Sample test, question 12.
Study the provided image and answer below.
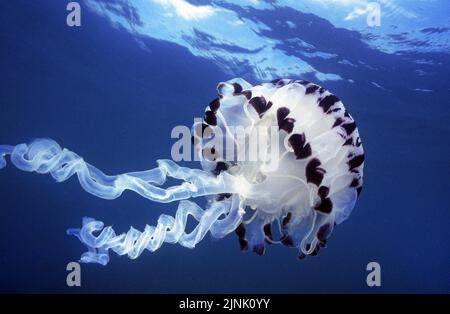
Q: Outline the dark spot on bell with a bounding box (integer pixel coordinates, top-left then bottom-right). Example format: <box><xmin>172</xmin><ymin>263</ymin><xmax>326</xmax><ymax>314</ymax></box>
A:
<box><xmin>204</xmin><ymin>110</ymin><xmax>217</xmax><ymax>126</ymax></box>
<box><xmin>212</xmin><ymin>161</ymin><xmax>228</xmax><ymax>176</ymax></box>
<box><xmin>272</xmin><ymin>79</ymin><xmax>286</xmax><ymax>87</ymax></box>
<box><xmin>357</xmin><ymin>187</ymin><xmax>363</xmax><ymax>196</ymax></box>
<box><xmin>343</xmin><ymin>137</ymin><xmax>353</xmax><ymax>146</ymax></box>
<box><xmin>315</xmin><ymin>197</ymin><xmax>333</xmax><ymax>214</ymax></box>
<box><xmin>350</xmin><ymin>178</ymin><xmax>359</xmax><ymax>188</ymax></box>
<box><xmin>296</xmin><ymin>80</ymin><xmax>310</xmax><ymax>86</ymax></box>
<box><xmin>318</xmin><ymin>94</ymin><xmax>340</xmax><ymax>113</ymax></box>
<box><xmin>342</xmin><ymin>122</ymin><xmax>357</xmax><ymax>136</ymax></box>
<box><xmin>263</xmin><ymin>224</ymin><xmax>273</xmax><ymax>242</ymax></box>
<box><xmin>306</xmin><ymin>158</ymin><xmax>326</xmax><ymax>186</ymax></box>
<box><xmin>282</xmin><ymin>212</ymin><xmax>292</xmax><ymax>228</ymax></box>
<box><xmin>277</xmin><ymin>107</ymin><xmax>289</xmax><ymax>121</ymax></box>
<box><xmin>277</xmin><ymin>107</ymin><xmax>296</xmax><ymax>133</ymax></box>
<box><xmin>317</xmin><ymin>223</ymin><xmax>331</xmax><ymax>241</ymax></box>
<box><xmin>249</xmin><ymin>96</ymin><xmax>272</xmax><ymax>117</ymax></box>
<box><xmin>235</xmin><ymin>223</ymin><xmax>246</xmax><ymax>238</ymax></box>
<box><xmin>318</xmin><ymin>186</ymin><xmax>329</xmax><ymax>199</ymax></box>
<box><xmin>289</xmin><ymin>133</ymin><xmax>305</xmax><ymax>149</ymax></box>
<box><xmin>348</xmin><ymin>154</ymin><xmax>365</xmax><ymax>170</ymax></box>
<box><xmin>253</xmin><ymin>243</ymin><xmax>265</xmax><ymax>256</ymax></box>
<box><xmin>289</xmin><ymin>133</ymin><xmax>312</xmax><ymax>159</ymax></box>
<box><xmin>242</xmin><ymin>90</ymin><xmax>252</xmax><ymax>100</ymax></box>
<box><xmin>216</xmin><ymin>193</ymin><xmax>232</xmax><ymax>201</ymax></box>
<box><xmin>281</xmin><ymin>118</ymin><xmax>295</xmax><ymax>133</ymax></box>
<box><xmin>209</xmin><ymin>98</ymin><xmax>220</xmax><ymax>112</ymax></box>
<box><xmin>239</xmin><ymin>238</ymin><xmax>248</xmax><ymax>251</ymax></box>
<box><xmin>284</xmin><ymin>118</ymin><xmax>295</xmax><ymax>133</ymax></box>
<box><xmin>356</xmin><ymin>137</ymin><xmax>362</xmax><ymax>147</ymax></box>
<box><xmin>299</xmin><ymin>143</ymin><xmax>311</xmax><ymax>159</ymax></box>
<box><xmin>330</xmin><ymin>107</ymin><xmax>342</xmax><ymax>113</ymax></box>
<box><xmin>332</xmin><ymin>117</ymin><xmax>344</xmax><ymax>128</ymax></box>
<box><xmin>271</xmin><ymin>78</ymin><xmax>282</xmax><ymax>85</ymax></box>
<box><xmin>232</xmin><ymin>83</ymin><xmax>243</xmax><ymax>94</ymax></box>
<box><xmin>217</xmin><ymin>83</ymin><xmax>226</xmax><ymax>96</ymax></box>
<box><xmin>280</xmin><ymin>235</ymin><xmax>294</xmax><ymax>247</ymax></box>
<box><xmin>305</xmin><ymin>85</ymin><xmax>319</xmax><ymax>94</ymax></box>
<box><xmin>319</xmin><ymin>87</ymin><xmax>326</xmax><ymax>93</ymax></box>
<box><xmin>202</xmin><ymin>147</ymin><xmax>216</xmax><ymax>161</ymax></box>
<box><xmin>310</xmin><ymin>246</ymin><xmax>319</xmax><ymax>256</ymax></box>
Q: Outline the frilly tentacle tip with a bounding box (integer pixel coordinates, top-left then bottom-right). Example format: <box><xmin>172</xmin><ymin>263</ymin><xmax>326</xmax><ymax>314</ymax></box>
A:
<box><xmin>66</xmin><ymin>227</ymin><xmax>81</xmax><ymax>239</ymax></box>
<box><xmin>80</xmin><ymin>252</ymin><xmax>110</xmax><ymax>266</ymax></box>
<box><xmin>81</xmin><ymin>216</ymin><xmax>96</xmax><ymax>224</ymax></box>
<box><xmin>0</xmin><ymin>145</ymin><xmax>14</xmax><ymax>169</ymax></box>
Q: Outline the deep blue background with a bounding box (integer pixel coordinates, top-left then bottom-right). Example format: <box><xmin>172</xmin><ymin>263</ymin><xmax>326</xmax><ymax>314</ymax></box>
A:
<box><xmin>0</xmin><ymin>1</ymin><xmax>449</xmax><ymax>293</ymax></box>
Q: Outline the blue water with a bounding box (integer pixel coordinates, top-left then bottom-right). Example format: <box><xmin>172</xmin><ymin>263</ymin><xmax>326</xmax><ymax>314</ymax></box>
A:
<box><xmin>0</xmin><ymin>1</ymin><xmax>449</xmax><ymax>293</ymax></box>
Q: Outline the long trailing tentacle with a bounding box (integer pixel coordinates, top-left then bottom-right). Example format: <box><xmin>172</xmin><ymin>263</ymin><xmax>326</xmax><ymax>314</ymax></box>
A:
<box><xmin>67</xmin><ymin>195</ymin><xmax>245</xmax><ymax>265</ymax></box>
<box><xmin>0</xmin><ymin>138</ymin><xmax>244</xmax><ymax>202</ymax></box>
<box><xmin>1</xmin><ymin>139</ymin><xmax>249</xmax><ymax>264</ymax></box>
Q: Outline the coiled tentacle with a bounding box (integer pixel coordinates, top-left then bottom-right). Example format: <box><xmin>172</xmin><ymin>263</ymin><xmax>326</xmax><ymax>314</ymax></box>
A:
<box><xmin>0</xmin><ymin>139</ymin><xmax>242</xmax><ymax>202</ymax></box>
<box><xmin>67</xmin><ymin>195</ymin><xmax>244</xmax><ymax>265</ymax></box>
<box><xmin>0</xmin><ymin>139</ymin><xmax>249</xmax><ymax>264</ymax></box>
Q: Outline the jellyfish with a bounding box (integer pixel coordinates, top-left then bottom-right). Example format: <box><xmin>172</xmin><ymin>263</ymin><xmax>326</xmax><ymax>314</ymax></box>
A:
<box><xmin>0</xmin><ymin>78</ymin><xmax>364</xmax><ymax>265</ymax></box>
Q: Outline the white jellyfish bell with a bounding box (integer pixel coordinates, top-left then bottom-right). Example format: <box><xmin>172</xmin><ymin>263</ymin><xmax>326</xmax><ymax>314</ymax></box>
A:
<box><xmin>0</xmin><ymin>78</ymin><xmax>364</xmax><ymax>265</ymax></box>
